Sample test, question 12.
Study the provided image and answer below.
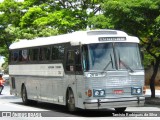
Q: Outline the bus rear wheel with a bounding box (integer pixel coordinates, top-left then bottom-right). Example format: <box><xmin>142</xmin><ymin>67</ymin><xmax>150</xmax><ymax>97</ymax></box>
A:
<box><xmin>21</xmin><ymin>85</ymin><xmax>37</xmax><ymax>105</ymax></box>
<box><xmin>115</xmin><ymin>107</ymin><xmax>126</xmax><ymax>112</ymax></box>
<box><xmin>67</xmin><ymin>89</ymin><xmax>76</xmax><ymax>112</ymax></box>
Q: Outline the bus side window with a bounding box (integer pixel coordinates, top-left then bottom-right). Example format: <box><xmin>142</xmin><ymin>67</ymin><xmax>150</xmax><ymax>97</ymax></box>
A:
<box><xmin>58</xmin><ymin>45</ymin><xmax>65</xmax><ymax>60</ymax></box>
<box><xmin>11</xmin><ymin>51</ymin><xmax>14</xmax><ymax>62</ymax></box>
<box><xmin>12</xmin><ymin>50</ymin><xmax>19</xmax><ymax>62</ymax></box>
<box><xmin>29</xmin><ymin>48</ymin><xmax>39</xmax><ymax>61</ymax></box>
<box><xmin>51</xmin><ymin>45</ymin><xmax>64</xmax><ymax>61</ymax></box>
<box><xmin>19</xmin><ymin>50</ymin><xmax>22</xmax><ymax>62</ymax></box>
<box><xmin>39</xmin><ymin>47</ymin><xmax>51</xmax><ymax>61</ymax></box>
<box><xmin>51</xmin><ymin>46</ymin><xmax>59</xmax><ymax>60</ymax></box>
<box><xmin>45</xmin><ymin>47</ymin><xmax>51</xmax><ymax>60</ymax></box>
<box><xmin>19</xmin><ymin>49</ymin><xmax>28</xmax><ymax>62</ymax></box>
<box><xmin>39</xmin><ymin>47</ymin><xmax>45</xmax><ymax>61</ymax></box>
<box><xmin>22</xmin><ymin>49</ymin><xmax>28</xmax><ymax>61</ymax></box>
<box><xmin>66</xmin><ymin>51</ymin><xmax>75</xmax><ymax>72</ymax></box>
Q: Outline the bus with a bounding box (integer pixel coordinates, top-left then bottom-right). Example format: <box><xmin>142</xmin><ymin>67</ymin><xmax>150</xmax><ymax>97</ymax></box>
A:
<box><xmin>9</xmin><ymin>29</ymin><xmax>145</xmax><ymax>112</ymax></box>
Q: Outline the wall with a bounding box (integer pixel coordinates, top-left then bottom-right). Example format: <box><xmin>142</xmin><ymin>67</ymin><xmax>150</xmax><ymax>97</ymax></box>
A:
<box><xmin>145</xmin><ymin>67</ymin><xmax>160</xmax><ymax>86</ymax></box>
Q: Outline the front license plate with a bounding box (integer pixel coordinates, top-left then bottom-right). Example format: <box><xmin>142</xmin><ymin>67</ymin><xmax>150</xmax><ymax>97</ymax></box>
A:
<box><xmin>113</xmin><ymin>90</ymin><xmax>124</xmax><ymax>94</ymax></box>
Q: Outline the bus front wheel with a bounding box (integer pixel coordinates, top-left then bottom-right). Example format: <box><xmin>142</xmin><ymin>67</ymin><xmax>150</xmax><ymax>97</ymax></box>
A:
<box><xmin>67</xmin><ymin>89</ymin><xmax>76</xmax><ymax>112</ymax></box>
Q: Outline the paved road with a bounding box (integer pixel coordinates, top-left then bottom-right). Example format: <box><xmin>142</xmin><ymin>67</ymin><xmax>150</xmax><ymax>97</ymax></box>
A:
<box><xmin>0</xmin><ymin>85</ymin><xmax>160</xmax><ymax>120</ymax></box>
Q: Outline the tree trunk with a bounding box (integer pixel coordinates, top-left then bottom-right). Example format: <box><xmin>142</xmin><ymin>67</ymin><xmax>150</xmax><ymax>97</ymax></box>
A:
<box><xmin>150</xmin><ymin>58</ymin><xmax>160</xmax><ymax>98</ymax></box>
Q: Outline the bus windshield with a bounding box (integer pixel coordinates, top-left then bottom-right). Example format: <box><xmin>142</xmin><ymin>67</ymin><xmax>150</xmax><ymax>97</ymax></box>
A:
<box><xmin>82</xmin><ymin>42</ymin><xmax>143</xmax><ymax>71</ymax></box>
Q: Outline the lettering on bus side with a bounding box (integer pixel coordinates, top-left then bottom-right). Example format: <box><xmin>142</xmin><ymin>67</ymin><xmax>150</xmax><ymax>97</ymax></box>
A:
<box><xmin>48</xmin><ymin>66</ymin><xmax>54</xmax><ymax>69</ymax></box>
<box><xmin>56</xmin><ymin>66</ymin><xmax>61</xmax><ymax>68</ymax></box>
<box><xmin>48</xmin><ymin>66</ymin><xmax>62</xmax><ymax>69</ymax></box>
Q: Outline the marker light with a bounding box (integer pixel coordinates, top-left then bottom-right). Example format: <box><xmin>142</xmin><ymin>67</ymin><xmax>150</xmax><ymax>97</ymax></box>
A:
<box><xmin>85</xmin><ymin>89</ymin><xmax>92</xmax><ymax>97</ymax></box>
<box><xmin>143</xmin><ymin>86</ymin><xmax>146</xmax><ymax>94</ymax></box>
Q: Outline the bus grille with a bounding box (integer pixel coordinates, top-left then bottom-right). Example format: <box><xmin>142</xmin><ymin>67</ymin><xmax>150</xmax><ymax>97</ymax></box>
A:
<box><xmin>85</xmin><ymin>71</ymin><xmax>144</xmax><ymax>88</ymax></box>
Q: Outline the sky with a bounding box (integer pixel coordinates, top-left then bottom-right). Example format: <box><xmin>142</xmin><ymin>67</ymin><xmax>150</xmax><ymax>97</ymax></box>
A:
<box><xmin>0</xmin><ymin>56</ymin><xmax>4</xmax><ymax>63</ymax></box>
<box><xmin>0</xmin><ymin>56</ymin><xmax>4</xmax><ymax>69</ymax></box>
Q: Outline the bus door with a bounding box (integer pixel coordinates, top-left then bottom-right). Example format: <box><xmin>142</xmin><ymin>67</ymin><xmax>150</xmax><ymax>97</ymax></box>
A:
<box><xmin>65</xmin><ymin>46</ymin><xmax>83</xmax><ymax>107</ymax></box>
<box><xmin>74</xmin><ymin>48</ymin><xmax>84</xmax><ymax>108</ymax></box>
<box><xmin>66</xmin><ymin>47</ymin><xmax>77</xmax><ymax>88</ymax></box>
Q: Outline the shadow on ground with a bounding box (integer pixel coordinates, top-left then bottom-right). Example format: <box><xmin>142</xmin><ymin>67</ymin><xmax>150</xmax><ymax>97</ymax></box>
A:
<box><xmin>11</xmin><ymin>101</ymin><xmax>124</xmax><ymax>117</ymax></box>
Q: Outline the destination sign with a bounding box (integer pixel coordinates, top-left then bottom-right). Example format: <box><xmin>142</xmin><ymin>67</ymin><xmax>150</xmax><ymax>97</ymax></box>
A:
<box><xmin>98</xmin><ymin>37</ymin><xmax>126</xmax><ymax>41</ymax></box>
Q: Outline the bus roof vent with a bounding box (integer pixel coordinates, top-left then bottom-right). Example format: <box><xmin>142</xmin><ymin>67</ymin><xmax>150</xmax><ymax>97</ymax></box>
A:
<box><xmin>87</xmin><ymin>30</ymin><xmax>117</xmax><ymax>35</ymax></box>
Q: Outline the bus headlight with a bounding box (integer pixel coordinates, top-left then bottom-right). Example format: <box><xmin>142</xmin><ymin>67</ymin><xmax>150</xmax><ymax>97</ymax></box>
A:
<box><xmin>131</xmin><ymin>87</ymin><xmax>142</xmax><ymax>95</ymax></box>
<box><xmin>93</xmin><ymin>89</ymin><xmax>105</xmax><ymax>97</ymax></box>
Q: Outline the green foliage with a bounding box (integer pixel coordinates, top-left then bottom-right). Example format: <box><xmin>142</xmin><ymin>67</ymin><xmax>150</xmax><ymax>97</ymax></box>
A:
<box><xmin>0</xmin><ymin>0</ymin><xmax>23</xmax><ymax>61</ymax></box>
<box><xmin>21</xmin><ymin>0</ymin><xmax>103</xmax><ymax>33</ymax></box>
<box><xmin>20</xmin><ymin>6</ymin><xmax>47</xmax><ymax>27</ymax></box>
<box><xmin>88</xmin><ymin>14</ymin><xmax>114</xmax><ymax>29</ymax></box>
<box><xmin>0</xmin><ymin>0</ymin><xmax>59</xmax><ymax>71</ymax></box>
<box><xmin>103</xmin><ymin>0</ymin><xmax>160</xmax><ymax>68</ymax></box>
<box><xmin>0</xmin><ymin>0</ymin><xmax>22</xmax><ymax>26</ymax></box>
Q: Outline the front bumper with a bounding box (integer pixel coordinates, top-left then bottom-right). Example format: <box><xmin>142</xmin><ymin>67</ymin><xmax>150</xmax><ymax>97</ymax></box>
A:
<box><xmin>83</xmin><ymin>96</ymin><xmax>145</xmax><ymax>109</ymax></box>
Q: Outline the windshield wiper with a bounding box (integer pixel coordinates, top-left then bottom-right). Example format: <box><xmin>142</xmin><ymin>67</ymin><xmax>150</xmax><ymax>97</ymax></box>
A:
<box><xmin>103</xmin><ymin>54</ymin><xmax>113</xmax><ymax>71</ymax></box>
<box><xmin>118</xmin><ymin>52</ymin><xmax>134</xmax><ymax>73</ymax></box>
<box><xmin>119</xmin><ymin>60</ymin><xmax>134</xmax><ymax>72</ymax></box>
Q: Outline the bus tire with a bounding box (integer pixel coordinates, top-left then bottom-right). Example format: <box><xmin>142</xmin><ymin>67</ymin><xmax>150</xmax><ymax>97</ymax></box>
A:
<box><xmin>21</xmin><ymin>85</ymin><xmax>38</xmax><ymax>105</ymax></box>
<box><xmin>115</xmin><ymin>107</ymin><xmax>126</xmax><ymax>112</ymax></box>
<box><xmin>67</xmin><ymin>89</ymin><xmax>76</xmax><ymax>112</ymax></box>
<box><xmin>21</xmin><ymin>85</ymin><xmax>30</xmax><ymax>105</ymax></box>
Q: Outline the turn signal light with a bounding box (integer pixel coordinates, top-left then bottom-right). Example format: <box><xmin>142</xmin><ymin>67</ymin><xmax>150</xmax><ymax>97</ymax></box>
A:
<box><xmin>143</xmin><ymin>86</ymin><xmax>146</xmax><ymax>94</ymax></box>
<box><xmin>85</xmin><ymin>89</ymin><xmax>92</xmax><ymax>97</ymax></box>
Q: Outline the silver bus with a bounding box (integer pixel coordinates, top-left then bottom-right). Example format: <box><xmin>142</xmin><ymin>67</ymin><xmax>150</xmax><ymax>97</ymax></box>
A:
<box><xmin>9</xmin><ymin>29</ymin><xmax>145</xmax><ymax>112</ymax></box>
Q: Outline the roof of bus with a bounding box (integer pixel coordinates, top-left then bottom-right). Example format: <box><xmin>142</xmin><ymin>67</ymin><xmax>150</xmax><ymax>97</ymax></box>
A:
<box><xmin>9</xmin><ymin>29</ymin><xmax>140</xmax><ymax>50</ymax></box>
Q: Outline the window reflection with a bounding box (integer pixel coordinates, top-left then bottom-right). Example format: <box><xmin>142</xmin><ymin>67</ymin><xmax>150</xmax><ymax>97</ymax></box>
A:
<box><xmin>82</xmin><ymin>43</ymin><xmax>143</xmax><ymax>71</ymax></box>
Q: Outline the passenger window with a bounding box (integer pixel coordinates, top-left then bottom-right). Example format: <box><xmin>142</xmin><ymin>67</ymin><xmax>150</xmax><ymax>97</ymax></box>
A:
<box><xmin>39</xmin><ymin>48</ymin><xmax>45</xmax><ymax>61</ymax></box>
<box><xmin>12</xmin><ymin>50</ymin><xmax>19</xmax><ymax>62</ymax></box>
<box><xmin>51</xmin><ymin>46</ymin><xmax>59</xmax><ymax>60</ymax></box>
<box><xmin>39</xmin><ymin>47</ymin><xmax>51</xmax><ymax>61</ymax></box>
<box><xmin>45</xmin><ymin>47</ymin><xmax>51</xmax><ymax>60</ymax></box>
<box><xmin>58</xmin><ymin>45</ymin><xmax>65</xmax><ymax>59</ymax></box>
<box><xmin>51</xmin><ymin>45</ymin><xmax>64</xmax><ymax>60</ymax></box>
<box><xmin>22</xmin><ymin>49</ymin><xmax>28</xmax><ymax>61</ymax></box>
<box><xmin>19</xmin><ymin>50</ymin><xmax>22</xmax><ymax>61</ymax></box>
<box><xmin>29</xmin><ymin>48</ymin><xmax>39</xmax><ymax>61</ymax></box>
<box><xmin>19</xmin><ymin>49</ymin><xmax>28</xmax><ymax>62</ymax></box>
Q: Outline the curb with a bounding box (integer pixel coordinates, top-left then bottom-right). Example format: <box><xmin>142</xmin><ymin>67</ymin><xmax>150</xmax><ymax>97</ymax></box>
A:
<box><xmin>145</xmin><ymin>97</ymin><xmax>160</xmax><ymax>105</ymax></box>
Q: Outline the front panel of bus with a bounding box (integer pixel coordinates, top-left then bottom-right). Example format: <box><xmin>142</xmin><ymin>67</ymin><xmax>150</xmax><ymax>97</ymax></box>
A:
<box><xmin>81</xmin><ymin>42</ymin><xmax>145</xmax><ymax>109</ymax></box>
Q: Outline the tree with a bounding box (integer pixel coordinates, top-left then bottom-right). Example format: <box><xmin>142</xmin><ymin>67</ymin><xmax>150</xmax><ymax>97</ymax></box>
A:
<box><xmin>0</xmin><ymin>0</ymin><xmax>22</xmax><ymax>57</ymax></box>
<box><xmin>1</xmin><ymin>0</ymin><xmax>105</xmax><ymax>71</ymax></box>
<box><xmin>0</xmin><ymin>0</ymin><xmax>58</xmax><ymax>71</ymax></box>
<box><xmin>21</xmin><ymin>0</ymin><xmax>103</xmax><ymax>33</ymax></box>
<box><xmin>103</xmin><ymin>0</ymin><xmax>160</xmax><ymax>98</ymax></box>
<box><xmin>88</xmin><ymin>14</ymin><xmax>114</xmax><ymax>29</ymax></box>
